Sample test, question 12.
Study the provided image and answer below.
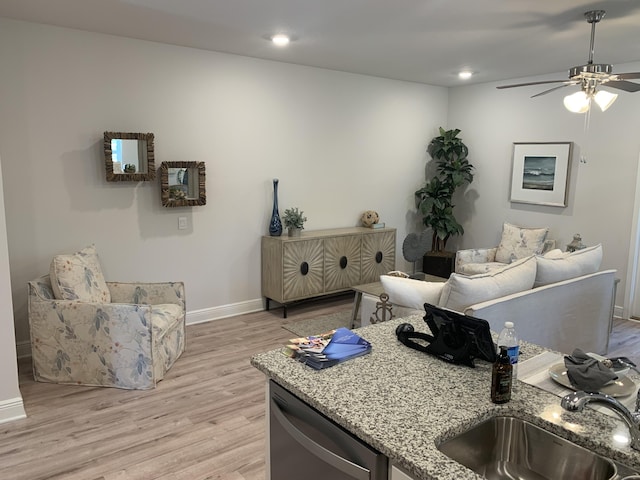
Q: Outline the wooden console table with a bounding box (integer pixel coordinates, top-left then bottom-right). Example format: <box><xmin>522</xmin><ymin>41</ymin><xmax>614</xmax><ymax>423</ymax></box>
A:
<box><xmin>261</xmin><ymin>227</ymin><xmax>396</xmax><ymax>317</ymax></box>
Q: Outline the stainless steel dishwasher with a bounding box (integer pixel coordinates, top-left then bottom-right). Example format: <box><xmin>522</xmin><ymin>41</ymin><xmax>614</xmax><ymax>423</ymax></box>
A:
<box><xmin>269</xmin><ymin>380</ymin><xmax>388</xmax><ymax>479</ymax></box>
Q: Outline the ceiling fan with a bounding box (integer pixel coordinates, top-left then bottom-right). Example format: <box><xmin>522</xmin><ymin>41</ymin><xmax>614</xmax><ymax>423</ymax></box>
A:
<box><xmin>497</xmin><ymin>10</ymin><xmax>640</xmax><ymax>112</ymax></box>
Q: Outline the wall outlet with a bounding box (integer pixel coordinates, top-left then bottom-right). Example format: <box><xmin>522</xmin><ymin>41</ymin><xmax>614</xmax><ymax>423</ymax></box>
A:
<box><xmin>178</xmin><ymin>216</ymin><xmax>187</xmax><ymax>230</ymax></box>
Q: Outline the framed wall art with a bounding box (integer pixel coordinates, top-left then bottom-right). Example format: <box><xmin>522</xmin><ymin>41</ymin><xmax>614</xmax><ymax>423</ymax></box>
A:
<box><xmin>509</xmin><ymin>142</ymin><xmax>573</xmax><ymax>207</ymax></box>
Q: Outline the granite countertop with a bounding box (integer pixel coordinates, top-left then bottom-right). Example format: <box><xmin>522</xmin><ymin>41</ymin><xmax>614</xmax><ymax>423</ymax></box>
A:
<box><xmin>251</xmin><ymin>314</ymin><xmax>640</xmax><ymax>480</ymax></box>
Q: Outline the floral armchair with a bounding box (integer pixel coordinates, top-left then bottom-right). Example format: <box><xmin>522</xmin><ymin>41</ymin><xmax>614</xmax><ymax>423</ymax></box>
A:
<box><xmin>27</xmin><ymin>246</ymin><xmax>185</xmax><ymax>390</ymax></box>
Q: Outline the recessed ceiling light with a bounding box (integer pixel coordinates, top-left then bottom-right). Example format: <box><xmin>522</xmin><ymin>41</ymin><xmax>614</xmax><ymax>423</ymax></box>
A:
<box><xmin>458</xmin><ymin>70</ymin><xmax>474</xmax><ymax>80</ymax></box>
<box><xmin>271</xmin><ymin>34</ymin><xmax>290</xmax><ymax>47</ymax></box>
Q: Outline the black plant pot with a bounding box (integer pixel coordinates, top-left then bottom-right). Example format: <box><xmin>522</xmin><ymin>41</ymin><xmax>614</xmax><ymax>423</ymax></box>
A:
<box><xmin>422</xmin><ymin>251</ymin><xmax>455</xmax><ymax>278</ymax></box>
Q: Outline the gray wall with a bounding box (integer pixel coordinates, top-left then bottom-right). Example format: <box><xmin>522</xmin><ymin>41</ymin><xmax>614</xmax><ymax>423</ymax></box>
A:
<box><xmin>0</xmin><ymin>18</ymin><xmax>448</xmax><ymax>354</ymax></box>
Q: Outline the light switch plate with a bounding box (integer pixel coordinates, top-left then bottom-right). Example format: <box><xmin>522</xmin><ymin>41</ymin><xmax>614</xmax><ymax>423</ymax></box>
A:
<box><xmin>178</xmin><ymin>216</ymin><xmax>187</xmax><ymax>230</ymax></box>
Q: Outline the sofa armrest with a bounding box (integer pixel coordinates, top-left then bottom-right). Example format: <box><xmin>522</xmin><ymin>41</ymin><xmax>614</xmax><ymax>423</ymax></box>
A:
<box><xmin>455</xmin><ymin>247</ymin><xmax>497</xmax><ymax>273</ymax></box>
<box><xmin>108</xmin><ymin>281</ymin><xmax>185</xmax><ymax>309</ymax></box>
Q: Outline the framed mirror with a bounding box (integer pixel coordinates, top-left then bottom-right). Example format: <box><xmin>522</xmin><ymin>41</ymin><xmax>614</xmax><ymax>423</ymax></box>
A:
<box><xmin>160</xmin><ymin>161</ymin><xmax>206</xmax><ymax>207</ymax></box>
<box><xmin>104</xmin><ymin>131</ymin><xmax>155</xmax><ymax>182</ymax></box>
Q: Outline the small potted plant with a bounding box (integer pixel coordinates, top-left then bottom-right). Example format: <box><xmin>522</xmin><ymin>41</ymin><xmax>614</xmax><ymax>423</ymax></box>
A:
<box><xmin>283</xmin><ymin>207</ymin><xmax>307</xmax><ymax>237</ymax></box>
<box><xmin>124</xmin><ymin>163</ymin><xmax>136</xmax><ymax>173</ymax></box>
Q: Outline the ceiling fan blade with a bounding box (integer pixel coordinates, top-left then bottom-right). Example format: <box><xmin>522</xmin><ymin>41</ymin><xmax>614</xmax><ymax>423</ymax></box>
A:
<box><xmin>531</xmin><ymin>83</ymin><xmax>576</xmax><ymax>98</ymax></box>
<box><xmin>616</xmin><ymin>72</ymin><xmax>640</xmax><ymax>80</ymax></box>
<box><xmin>496</xmin><ymin>79</ymin><xmax>568</xmax><ymax>90</ymax></box>
<box><xmin>606</xmin><ymin>80</ymin><xmax>640</xmax><ymax>92</ymax></box>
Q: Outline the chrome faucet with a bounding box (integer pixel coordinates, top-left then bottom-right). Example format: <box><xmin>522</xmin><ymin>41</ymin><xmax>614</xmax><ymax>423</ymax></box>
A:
<box><xmin>561</xmin><ymin>390</ymin><xmax>640</xmax><ymax>450</ymax></box>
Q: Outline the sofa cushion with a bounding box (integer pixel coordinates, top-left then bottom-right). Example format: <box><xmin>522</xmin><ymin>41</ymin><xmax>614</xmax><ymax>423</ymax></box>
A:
<box><xmin>380</xmin><ymin>275</ymin><xmax>445</xmax><ymax>310</ymax></box>
<box><xmin>495</xmin><ymin>223</ymin><xmax>549</xmax><ymax>264</ymax></box>
<box><xmin>439</xmin><ymin>255</ymin><xmax>537</xmax><ymax>312</ymax></box>
<box><xmin>542</xmin><ymin>248</ymin><xmax>565</xmax><ymax>259</ymax></box>
<box><xmin>534</xmin><ymin>244</ymin><xmax>603</xmax><ymax>287</ymax></box>
<box><xmin>49</xmin><ymin>245</ymin><xmax>111</xmax><ymax>303</ymax></box>
<box><xmin>457</xmin><ymin>262</ymin><xmax>507</xmax><ymax>275</ymax></box>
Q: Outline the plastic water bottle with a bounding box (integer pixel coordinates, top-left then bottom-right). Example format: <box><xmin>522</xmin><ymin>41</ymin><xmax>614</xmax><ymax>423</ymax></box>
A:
<box><xmin>497</xmin><ymin>321</ymin><xmax>519</xmax><ymax>384</ymax></box>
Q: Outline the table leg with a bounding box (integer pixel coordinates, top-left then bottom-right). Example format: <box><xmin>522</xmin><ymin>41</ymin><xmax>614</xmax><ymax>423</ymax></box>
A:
<box><xmin>351</xmin><ymin>292</ymin><xmax>363</xmax><ymax>328</ymax></box>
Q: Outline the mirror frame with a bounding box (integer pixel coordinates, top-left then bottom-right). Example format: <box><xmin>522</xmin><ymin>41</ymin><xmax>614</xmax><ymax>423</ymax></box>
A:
<box><xmin>160</xmin><ymin>161</ymin><xmax>206</xmax><ymax>207</ymax></box>
<box><xmin>104</xmin><ymin>131</ymin><xmax>156</xmax><ymax>182</ymax></box>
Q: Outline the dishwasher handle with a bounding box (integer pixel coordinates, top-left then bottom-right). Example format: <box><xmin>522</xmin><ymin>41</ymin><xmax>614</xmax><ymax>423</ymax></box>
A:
<box><xmin>271</xmin><ymin>397</ymin><xmax>371</xmax><ymax>480</ymax></box>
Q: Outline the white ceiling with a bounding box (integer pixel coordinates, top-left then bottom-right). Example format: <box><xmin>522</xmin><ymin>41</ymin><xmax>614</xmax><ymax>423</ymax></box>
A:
<box><xmin>1</xmin><ymin>0</ymin><xmax>640</xmax><ymax>87</ymax></box>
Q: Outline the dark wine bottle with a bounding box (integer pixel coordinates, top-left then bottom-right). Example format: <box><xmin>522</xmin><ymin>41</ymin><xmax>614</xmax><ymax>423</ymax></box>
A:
<box><xmin>491</xmin><ymin>346</ymin><xmax>512</xmax><ymax>404</ymax></box>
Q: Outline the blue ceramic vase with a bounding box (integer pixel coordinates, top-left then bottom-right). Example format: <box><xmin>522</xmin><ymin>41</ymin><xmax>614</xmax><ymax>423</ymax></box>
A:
<box><xmin>269</xmin><ymin>178</ymin><xmax>283</xmax><ymax>236</ymax></box>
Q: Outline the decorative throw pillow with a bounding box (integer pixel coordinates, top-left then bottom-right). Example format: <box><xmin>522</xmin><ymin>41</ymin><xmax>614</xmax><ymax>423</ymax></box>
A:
<box><xmin>542</xmin><ymin>248</ymin><xmax>565</xmax><ymax>259</ymax></box>
<box><xmin>534</xmin><ymin>244</ymin><xmax>603</xmax><ymax>287</ymax></box>
<box><xmin>380</xmin><ymin>275</ymin><xmax>445</xmax><ymax>311</ymax></box>
<box><xmin>49</xmin><ymin>245</ymin><xmax>111</xmax><ymax>302</ymax></box>
<box><xmin>439</xmin><ymin>255</ymin><xmax>537</xmax><ymax>312</ymax></box>
<box><xmin>495</xmin><ymin>223</ymin><xmax>549</xmax><ymax>264</ymax></box>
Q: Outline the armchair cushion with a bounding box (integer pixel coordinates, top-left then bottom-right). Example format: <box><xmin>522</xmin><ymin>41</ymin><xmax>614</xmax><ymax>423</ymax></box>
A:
<box><xmin>495</xmin><ymin>223</ymin><xmax>549</xmax><ymax>264</ymax></box>
<box><xmin>534</xmin><ymin>243</ymin><xmax>603</xmax><ymax>287</ymax></box>
<box><xmin>380</xmin><ymin>275</ymin><xmax>445</xmax><ymax>310</ymax></box>
<box><xmin>439</xmin><ymin>255</ymin><xmax>537</xmax><ymax>312</ymax></box>
<box><xmin>49</xmin><ymin>245</ymin><xmax>110</xmax><ymax>303</ymax></box>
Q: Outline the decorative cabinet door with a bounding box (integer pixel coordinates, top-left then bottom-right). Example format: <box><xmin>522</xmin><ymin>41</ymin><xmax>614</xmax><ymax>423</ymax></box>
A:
<box><xmin>361</xmin><ymin>231</ymin><xmax>396</xmax><ymax>283</ymax></box>
<box><xmin>282</xmin><ymin>239</ymin><xmax>324</xmax><ymax>301</ymax></box>
<box><xmin>324</xmin><ymin>235</ymin><xmax>362</xmax><ymax>292</ymax></box>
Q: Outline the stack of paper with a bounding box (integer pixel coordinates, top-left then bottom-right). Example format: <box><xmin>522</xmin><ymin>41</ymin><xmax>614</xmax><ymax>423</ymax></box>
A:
<box><xmin>283</xmin><ymin>328</ymin><xmax>372</xmax><ymax>370</ymax></box>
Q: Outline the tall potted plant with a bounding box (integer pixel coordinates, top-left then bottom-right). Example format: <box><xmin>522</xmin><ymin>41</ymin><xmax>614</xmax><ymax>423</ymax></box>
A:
<box><xmin>414</xmin><ymin>127</ymin><xmax>474</xmax><ymax>276</ymax></box>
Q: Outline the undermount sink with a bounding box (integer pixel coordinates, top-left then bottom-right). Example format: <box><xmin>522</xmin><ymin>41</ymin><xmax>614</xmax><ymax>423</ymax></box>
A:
<box><xmin>437</xmin><ymin>416</ymin><xmax>639</xmax><ymax>480</ymax></box>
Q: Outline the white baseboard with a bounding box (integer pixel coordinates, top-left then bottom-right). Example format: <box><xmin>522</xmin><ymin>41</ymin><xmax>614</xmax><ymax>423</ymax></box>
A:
<box><xmin>16</xmin><ymin>340</ymin><xmax>31</xmax><ymax>360</ymax></box>
<box><xmin>186</xmin><ymin>298</ymin><xmax>264</xmax><ymax>325</ymax></box>
<box><xmin>0</xmin><ymin>397</ymin><xmax>26</xmax><ymax>424</ymax></box>
<box><xmin>614</xmin><ymin>304</ymin><xmax>624</xmax><ymax>319</ymax></box>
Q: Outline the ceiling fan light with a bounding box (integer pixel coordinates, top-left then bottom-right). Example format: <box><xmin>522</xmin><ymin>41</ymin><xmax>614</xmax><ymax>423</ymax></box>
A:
<box><xmin>564</xmin><ymin>91</ymin><xmax>590</xmax><ymax>113</ymax></box>
<box><xmin>594</xmin><ymin>90</ymin><xmax>618</xmax><ymax>111</ymax></box>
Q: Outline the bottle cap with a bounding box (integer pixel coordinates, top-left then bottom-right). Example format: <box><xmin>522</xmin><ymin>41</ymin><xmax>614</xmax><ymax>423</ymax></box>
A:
<box><xmin>505</xmin><ymin>321</ymin><xmax>514</xmax><ymax>328</ymax></box>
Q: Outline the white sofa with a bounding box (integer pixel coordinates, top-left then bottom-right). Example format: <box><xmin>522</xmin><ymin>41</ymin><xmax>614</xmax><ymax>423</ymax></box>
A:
<box><xmin>455</xmin><ymin>222</ymin><xmax>556</xmax><ymax>275</ymax></box>
<box><xmin>455</xmin><ymin>239</ymin><xmax>556</xmax><ymax>275</ymax></box>
<box><xmin>361</xmin><ymin>245</ymin><xmax>617</xmax><ymax>355</ymax></box>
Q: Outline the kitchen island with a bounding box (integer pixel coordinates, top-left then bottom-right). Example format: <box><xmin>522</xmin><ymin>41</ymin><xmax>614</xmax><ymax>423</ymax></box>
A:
<box><xmin>251</xmin><ymin>314</ymin><xmax>640</xmax><ymax>479</ymax></box>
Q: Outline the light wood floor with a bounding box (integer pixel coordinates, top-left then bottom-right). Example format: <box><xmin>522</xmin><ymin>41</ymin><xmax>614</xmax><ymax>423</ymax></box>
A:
<box><xmin>2</xmin><ymin>295</ymin><xmax>638</xmax><ymax>480</ymax></box>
